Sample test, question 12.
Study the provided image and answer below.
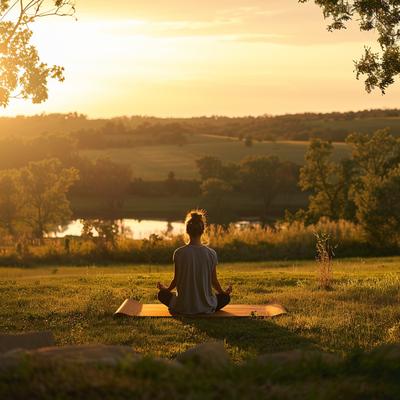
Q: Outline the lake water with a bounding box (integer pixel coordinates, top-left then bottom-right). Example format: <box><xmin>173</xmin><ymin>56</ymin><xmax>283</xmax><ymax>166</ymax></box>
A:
<box><xmin>51</xmin><ymin>219</ymin><xmax>259</xmax><ymax>239</ymax></box>
<box><xmin>51</xmin><ymin>219</ymin><xmax>185</xmax><ymax>239</ymax></box>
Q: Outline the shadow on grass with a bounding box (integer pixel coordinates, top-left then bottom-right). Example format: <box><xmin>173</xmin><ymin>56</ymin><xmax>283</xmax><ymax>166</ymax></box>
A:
<box><xmin>178</xmin><ymin>315</ymin><xmax>313</xmax><ymax>357</ymax></box>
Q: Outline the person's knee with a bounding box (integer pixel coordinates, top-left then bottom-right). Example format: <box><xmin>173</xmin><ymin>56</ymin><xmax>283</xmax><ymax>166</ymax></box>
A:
<box><xmin>158</xmin><ymin>289</ymin><xmax>171</xmax><ymax>304</ymax></box>
<box><xmin>157</xmin><ymin>289</ymin><xmax>166</xmax><ymax>302</ymax></box>
<box><xmin>223</xmin><ymin>293</ymin><xmax>231</xmax><ymax>306</ymax></box>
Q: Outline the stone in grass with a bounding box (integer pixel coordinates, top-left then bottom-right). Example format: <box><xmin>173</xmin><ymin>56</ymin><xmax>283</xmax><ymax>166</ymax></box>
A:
<box><xmin>176</xmin><ymin>341</ymin><xmax>231</xmax><ymax>367</ymax></box>
<box><xmin>0</xmin><ymin>331</ymin><xmax>55</xmax><ymax>354</ymax></box>
<box><xmin>0</xmin><ymin>344</ymin><xmax>140</xmax><ymax>369</ymax></box>
<box><xmin>256</xmin><ymin>349</ymin><xmax>341</xmax><ymax>368</ymax></box>
<box><xmin>367</xmin><ymin>344</ymin><xmax>400</xmax><ymax>362</ymax></box>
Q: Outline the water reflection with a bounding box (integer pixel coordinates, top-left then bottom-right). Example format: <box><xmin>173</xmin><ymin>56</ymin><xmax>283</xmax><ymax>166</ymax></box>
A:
<box><xmin>51</xmin><ymin>219</ymin><xmax>261</xmax><ymax>239</ymax></box>
<box><xmin>52</xmin><ymin>219</ymin><xmax>185</xmax><ymax>239</ymax></box>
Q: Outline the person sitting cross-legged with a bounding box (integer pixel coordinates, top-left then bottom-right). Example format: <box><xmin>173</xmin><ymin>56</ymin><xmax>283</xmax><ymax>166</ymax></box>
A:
<box><xmin>157</xmin><ymin>210</ymin><xmax>232</xmax><ymax>315</ymax></box>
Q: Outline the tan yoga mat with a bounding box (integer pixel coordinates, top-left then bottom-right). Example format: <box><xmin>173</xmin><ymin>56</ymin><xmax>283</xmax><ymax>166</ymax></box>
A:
<box><xmin>114</xmin><ymin>299</ymin><xmax>287</xmax><ymax>318</ymax></box>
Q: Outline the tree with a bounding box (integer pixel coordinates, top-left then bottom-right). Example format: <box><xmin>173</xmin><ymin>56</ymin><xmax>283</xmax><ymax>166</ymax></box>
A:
<box><xmin>346</xmin><ymin>129</ymin><xmax>400</xmax><ymax>243</ymax></box>
<box><xmin>84</xmin><ymin>157</ymin><xmax>132</xmax><ymax>210</ymax></box>
<box><xmin>299</xmin><ymin>139</ymin><xmax>353</xmax><ymax>220</ymax></box>
<box><xmin>346</xmin><ymin>129</ymin><xmax>400</xmax><ymax>177</ymax></box>
<box><xmin>301</xmin><ymin>1</ymin><xmax>400</xmax><ymax>92</ymax></box>
<box><xmin>240</xmin><ymin>156</ymin><xmax>295</xmax><ymax>218</ymax></box>
<box><xmin>200</xmin><ymin>178</ymin><xmax>233</xmax><ymax>221</ymax></box>
<box><xmin>355</xmin><ymin>168</ymin><xmax>400</xmax><ymax>246</ymax></box>
<box><xmin>244</xmin><ymin>136</ymin><xmax>253</xmax><ymax>147</ymax></box>
<box><xmin>196</xmin><ymin>156</ymin><xmax>223</xmax><ymax>181</ymax></box>
<box><xmin>165</xmin><ymin>171</ymin><xmax>177</xmax><ymax>195</ymax></box>
<box><xmin>20</xmin><ymin>158</ymin><xmax>79</xmax><ymax>238</ymax></box>
<box><xmin>0</xmin><ymin>169</ymin><xmax>22</xmax><ymax>235</ymax></box>
<box><xmin>0</xmin><ymin>1</ymin><xmax>75</xmax><ymax>107</ymax></box>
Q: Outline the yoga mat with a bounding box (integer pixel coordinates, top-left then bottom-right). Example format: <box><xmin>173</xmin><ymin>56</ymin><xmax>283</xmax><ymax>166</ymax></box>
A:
<box><xmin>114</xmin><ymin>299</ymin><xmax>287</xmax><ymax>318</ymax></box>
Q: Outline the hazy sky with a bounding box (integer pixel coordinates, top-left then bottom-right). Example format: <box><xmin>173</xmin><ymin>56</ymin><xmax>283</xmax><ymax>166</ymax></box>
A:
<box><xmin>2</xmin><ymin>0</ymin><xmax>400</xmax><ymax>117</ymax></box>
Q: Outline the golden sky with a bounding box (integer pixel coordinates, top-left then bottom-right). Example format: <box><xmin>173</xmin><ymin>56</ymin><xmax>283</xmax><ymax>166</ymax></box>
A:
<box><xmin>2</xmin><ymin>0</ymin><xmax>400</xmax><ymax>117</ymax></box>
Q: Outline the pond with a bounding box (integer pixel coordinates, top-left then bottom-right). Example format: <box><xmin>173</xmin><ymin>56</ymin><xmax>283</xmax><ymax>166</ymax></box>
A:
<box><xmin>50</xmin><ymin>219</ymin><xmax>259</xmax><ymax>239</ymax></box>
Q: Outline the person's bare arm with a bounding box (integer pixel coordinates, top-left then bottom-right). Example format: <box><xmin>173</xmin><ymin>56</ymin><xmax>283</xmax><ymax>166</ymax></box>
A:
<box><xmin>157</xmin><ymin>263</ymin><xmax>177</xmax><ymax>291</ymax></box>
<box><xmin>212</xmin><ymin>266</ymin><xmax>232</xmax><ymax>295</ymax></box>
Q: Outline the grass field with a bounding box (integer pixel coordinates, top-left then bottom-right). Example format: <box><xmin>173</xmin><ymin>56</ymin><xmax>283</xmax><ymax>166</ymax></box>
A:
<box><xmin>81</xmin><ymin>136</ymin><xmax>350</xmax><ymax>180</ymax></box>
<box><xmin>1</xmin><ymin>257</ymin><xmax>399</xmax><ymax>359</ymax></box>
<box><xmin>1</xmin><ymin>258</ymin><xmax>399</xmax><ymax>398</ymax></box>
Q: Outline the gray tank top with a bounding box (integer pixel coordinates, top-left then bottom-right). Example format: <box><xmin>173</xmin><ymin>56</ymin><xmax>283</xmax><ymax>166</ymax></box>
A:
<box><xmin>169</xmin><ymin>244</ymin><xmax>218</xmax><ymax>314</ymax></box>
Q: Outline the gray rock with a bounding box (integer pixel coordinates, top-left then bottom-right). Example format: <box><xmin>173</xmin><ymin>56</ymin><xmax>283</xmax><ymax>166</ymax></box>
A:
<box><xmin>0</xmin><ymin>331</ymin><xmax>55</xmax><ymax>354</ymax></box>
<box><xmin>176</xmin><ymin>341</ymin><xmax>230</xmax><ymax>367</ymax></box>
<box><xmin>256</xmin><ymin>349</ymin><xmax>341</xmax><ymax>367</ymax></box>
<box><xmin>0</xmin><ymin>344</ymin><xmax>140</xmax><ymax>369</ymax></box>
<box><xmin>368</xmin><ymin>344</ymin><xmax>400</xmax><ymax>362</ymax></box>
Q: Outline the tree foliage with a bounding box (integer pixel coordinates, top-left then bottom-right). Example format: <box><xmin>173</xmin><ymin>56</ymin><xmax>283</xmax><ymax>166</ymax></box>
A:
<box><xmin>0</xmin><ymin>0</ymin><xmax>75</xmax><ymax>107</ymax></box>
<box><xmin>301</xmin><ymin>0</ymin><xmax>400</xmax><ymax>92</ymax></box>
<box><xmin>300</xmin><ymin>139</ymin><xmax>354</xmax><ymax>220</ymax></box>
<box><xmin>240</xmin><ymin>156</ymin><xmax>297</xmax><ymax>218</ymax></box>
<box><xmin>0</xmin><ymin>168</ymin><xmax>22</xmax><ymax>235</ymax></box>
<box><xmin>355</xmin><ymin>168</ymin><xmax>400</xmax><ymax>245</ymax></box>
<box><xmin>20</xmin><ymin>158</ymin><xmax>79</xmax><ymax>238</ymax></box>
<box><xmin>301</xmin><ymin>130</ymin><xmax>400</xmax><ymax>245</ymax></box>
<box><xmin>201</xmin><ymin>177</ymin><xmax>233</xmax><ymax>221</ymax></box>
<box><xmin>346</xmin><ymin>130</ymin><xmax>400</xmax><ymax>244</ymax></box>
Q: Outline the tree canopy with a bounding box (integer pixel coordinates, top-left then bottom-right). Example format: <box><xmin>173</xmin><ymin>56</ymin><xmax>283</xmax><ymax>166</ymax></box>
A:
<box><xmin>301</xmin><ymin>0</ymin><xmax>400</xmax><ymax>92</ymax></box>
<box><xmin>0</xmin><ymin>0</ymin><xmax>75</xmax><ymax>107</ymax></box>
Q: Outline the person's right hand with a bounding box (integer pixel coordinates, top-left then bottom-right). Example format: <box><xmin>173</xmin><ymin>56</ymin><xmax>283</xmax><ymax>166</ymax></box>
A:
<box><xmin>225</xmin><ymin>285</ymin><xmax>233</xmax><ymax>295</ymax></box>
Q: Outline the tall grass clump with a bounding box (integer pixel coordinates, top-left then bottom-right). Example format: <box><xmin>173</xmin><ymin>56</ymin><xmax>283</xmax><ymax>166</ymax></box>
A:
<box><xmin>315</xmin><ymin>232</ymin><xmax>335</xmax><ymax>290</ymax></box>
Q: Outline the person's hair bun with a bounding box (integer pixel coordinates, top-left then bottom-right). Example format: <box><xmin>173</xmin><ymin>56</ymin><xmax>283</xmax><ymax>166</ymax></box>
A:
<box><xmin>190</xmin><ymin>212</ymin><xmax>202</xmax><ymax>221</ymax></box>
<box><xmin>185</xmin><ymin>209</ymin><xmax>206</xmax><ymax>237</ymax></box>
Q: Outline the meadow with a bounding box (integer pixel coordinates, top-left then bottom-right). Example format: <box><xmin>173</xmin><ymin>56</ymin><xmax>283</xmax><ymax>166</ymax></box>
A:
<box><xmin>1</xmin><ymin>258</ymin><xmax>399</xmax><ymax>398</ymax></box>
<box><xmin>81</xmin><ymin>135</ymin><xmax>350</xmax><ymax>180</ymax></box>
<box><xmin>1</xmin><ymin>258</ymin><xmax>399</xmax><ymax>358</ymax></box>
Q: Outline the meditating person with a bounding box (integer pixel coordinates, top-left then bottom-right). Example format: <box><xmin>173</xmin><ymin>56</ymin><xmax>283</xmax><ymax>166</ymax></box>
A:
<box><xmin>157</xmin><ymin>210</ymin><xmax>232</xmax><ymax>315</ymax></box>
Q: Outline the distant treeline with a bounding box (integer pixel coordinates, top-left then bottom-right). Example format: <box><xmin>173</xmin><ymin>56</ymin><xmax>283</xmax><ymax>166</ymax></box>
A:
<box><xmin>2</xmin><ymin>109</ymin><xmax>400</xmax><ymax>147</ymax></box>
<box><xmin>0</xmin><ymin>130</ymin><xmax>302</xmax><ymax>220</ymax></box>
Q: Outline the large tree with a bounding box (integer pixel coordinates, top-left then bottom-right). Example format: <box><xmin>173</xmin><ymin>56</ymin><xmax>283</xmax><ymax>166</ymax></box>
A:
<box><xmin>240</xmin><ymin>156</ymin><xmax>297</xmax><ymax>218</ymax></box>
<box><xmin>346</xmin><ymin>129</ymin><xmax>400</xmax><ymax>177</ymax></box>
<box><xmin>355</xmin><ymin>168</ymin><xmax>400</xmax><ymax>246</ymax></box>
<box><xmin>346</xmin><ymin>130</ymin><xmax>400</xmax><ymax>244</ymax></box>
<box><xmin>20</xmin><ymin>158</ymin><xmax>79</xmax><ymax>238</ymax></box>
<box><xmin>0</xmin><ymin>169</ymin><xmax>23</xmax><ymax>235</ymax></box>
<box><xmin>301</xmin><ymin>0</ymin><xmax>400</xmax><ymax>92</ymax></box>
<box><xmin>201</xmin><ymin>177</ymin><xmax>233</xmax><ymax>221</ymax></box>
<box><xmin>299</xmin><ymin>139</ymin><xmax>354</xmax><ymax>220</ymax></box>
<box><xmin>0</xmin><ymin>0</ymin><xmax>75</xmax><ymax>107</ymax></box>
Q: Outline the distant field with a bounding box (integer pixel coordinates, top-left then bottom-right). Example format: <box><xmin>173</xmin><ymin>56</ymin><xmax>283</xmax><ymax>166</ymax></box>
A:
<box><xmin>81</xmin><ymin>135</ymin><xmax>350</xmax><ymax>180</ymax></box>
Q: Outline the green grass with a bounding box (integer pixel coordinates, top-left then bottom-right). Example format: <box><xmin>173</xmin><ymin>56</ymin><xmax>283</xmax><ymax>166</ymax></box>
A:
<box><xmin>1</xmin><ymin>258</ymin><xmax>399</xmax><ymax>360</ymax></box>
<box><xmin>81</xmin><ymin>136</ymin><xmax>350</xmax><ymax>180</ymax></box>
<box><xmin>1</xmin><ymin>258</ymin><xmax>399</xmax><ymax>398</ymax></box>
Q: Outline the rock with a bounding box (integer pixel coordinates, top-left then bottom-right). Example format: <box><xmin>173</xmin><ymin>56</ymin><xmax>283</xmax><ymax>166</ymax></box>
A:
<box><xmin>256</xmin><ymin>349</ymin><xmax>341</xmax><ymax>368</ymax></box>
<box><xmin>0</xmin><ymin>344</ymin><xmax>140</xmax><ymax>369</ymax></box>
<box><xmin>0</xmin><ymin>331</ymin><xmax>55</xmax><ymax>354</ymax></box>
<box><xmin>368</xmin><ymin>344</ymin><xmax>400</xmax><ymax>362</ymax></box>
<box><xmin>176</xmin><ymin>342</ymin><xmax>230</xmax><ymax>367</ymax></box>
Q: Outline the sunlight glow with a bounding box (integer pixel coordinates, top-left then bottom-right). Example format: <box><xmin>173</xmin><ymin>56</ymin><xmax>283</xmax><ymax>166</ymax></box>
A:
<box><xmin>2</xmin><ymin>0</ymin><xmax>400</xmax><ymax>117</ymax></box>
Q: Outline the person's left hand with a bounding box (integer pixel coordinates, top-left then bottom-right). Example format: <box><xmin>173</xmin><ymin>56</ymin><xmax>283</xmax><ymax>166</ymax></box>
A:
<box><xmin>157</xmin><ymin>282</ymin><xmax>167</xmax><ymax>290</ymax></box>
<box><xmin>225</xmin><ymin>284</ymin><xmax>233</xmax><ymax>295</ymax></box>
